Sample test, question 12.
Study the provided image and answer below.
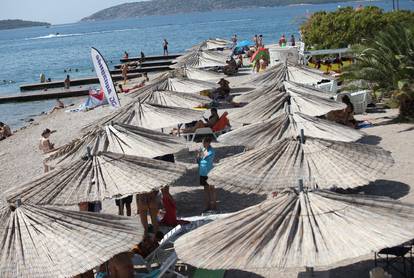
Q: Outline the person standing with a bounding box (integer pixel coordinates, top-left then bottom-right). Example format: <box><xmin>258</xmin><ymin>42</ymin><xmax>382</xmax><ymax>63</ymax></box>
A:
<box><xmin>253</xmin><ymin>34</ymin><xmax>258</xmax><ymax>48</ymax></box>
<box><xmin>231</xmin><ymin>34</ymin><xmax>238</xmax><ymax>48</ymax></box>
<box><xmin>122</xmin><ymin>64</ymin><xmax>128</xmax><ymax>85</ymax></box>
<box><xmin>115</xmin><ymin>195</ymin><xmax>133</xmax><ymax>216</ymax></box>
<box><xmin>163</xmin><ymin>39</ymin><xmax>169</xmax><ymax>56</ymax></box>
<box><xmin>64</xmin><ymin>75</ymin><xmax>70</xmax><ymax>89</ymax></box>
<box><xmin>124</xmin><ymin>51</ymin><xmax>129</xmax><ymax>59</ymax></box>
<box><xmin>290</xmin><ymin>34</ymin><xmax>296</xmax><ymax>46</ymax></box>
<box><xmin>197</xmin><ymin>137</ymin><xmax>216</xmax><ymax>211</ymax></box>
<box><xmin>258</xmin><ymin>34</ymin><xmax>263</xmax><ymax>47</ymax></box>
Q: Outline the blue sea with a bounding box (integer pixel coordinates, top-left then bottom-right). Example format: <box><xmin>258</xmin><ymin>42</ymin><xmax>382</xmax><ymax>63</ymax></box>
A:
<box><xmin>0</xmin><ymin>0</ymin><xmax>413</xmax><ymax>129</ymax></box>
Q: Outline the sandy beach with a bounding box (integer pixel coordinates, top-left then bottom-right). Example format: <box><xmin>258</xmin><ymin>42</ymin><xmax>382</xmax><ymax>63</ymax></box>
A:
<box><xmin>1</xmin><ymin>71</ymin><xmax>414</xmax><ymax>277</ymax></box>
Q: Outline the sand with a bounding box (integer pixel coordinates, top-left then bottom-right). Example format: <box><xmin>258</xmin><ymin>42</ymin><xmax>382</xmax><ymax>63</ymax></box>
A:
<box><xmin>1</xmin><ymin>70</ymin><xmax>413</xmax><ymax>277</ymax></box>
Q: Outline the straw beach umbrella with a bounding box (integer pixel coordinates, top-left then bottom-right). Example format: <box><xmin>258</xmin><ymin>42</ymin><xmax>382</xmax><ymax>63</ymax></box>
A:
<box><xmin>0</xmin><ymin>203</ymin><xmax>143</xmax><ymax>278</ymax></box>
<box><xmin>286</xmin><ymin>64</ymin><xmax>335</xmax><ymax>85</ymax></box>
<box><xmin>129</xmin><ymin>102</ymin><xmax>204</xmax><ymax>130</ymax></box>
<box><xmin>173</xmin><ymin>50</ymin><xmax>228</xmax><ymax>69</ymax></box>
<box><xmin>242</xmin><ymin>62</ymin><xmax>286</xmax><ymax>87</ymax></box>
<box><xmin>210</xmin><ymin>137</ymin><xmax>393</xmax><ymax>192</ymax></box>
<box><xmin>130</xmin><ymin>75</ymin><xmax>218</xmax><ymax>96</ymax></box>
<box><xmin>175</xmin><ymin>189</ymin><xmax>414</xmax><ymax>275</ymax></box>
<box><xmin>182</xmin><ymin>67</ymin><xmax>223</xmax><ymax>82</ymax></box>
<box><xmin>140</xmin><ymin>90</ymin><xmax>210</xmax><ymax>108</ymax></box>
<box><xmin>230</xmin><ymin>85</ymin><xmax>344</xmax><ymax>124</ymax></box>
<box><xmin>45</xmin><ymin>123</ymin><xmax>188</xmax><ymax>167</ymax></box>
<box><xmin>105</xmin><ymin>124</ymin><xmax>188</xmax><ymax>157</ymax></box>
<box><xmin>219</xmin><ymin>109</ymin><xmax>364</xmax><ymax>148</ymax></box>
<box><xmin>7</xmin><ymin>151</ymin><xmax>187</xmax><ymax>206</ymax></box>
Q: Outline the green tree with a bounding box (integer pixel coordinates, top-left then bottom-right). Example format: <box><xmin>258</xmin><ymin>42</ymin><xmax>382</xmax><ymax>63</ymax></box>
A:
<box><xmin>343</xmin><ymin>24</ymin><xmax>414</xmax><ymax>119</ymax></box>
<box><xmin>300</xmin><ymin>7</ymin><xmax>414</xmax><ymax>49</ymax></box>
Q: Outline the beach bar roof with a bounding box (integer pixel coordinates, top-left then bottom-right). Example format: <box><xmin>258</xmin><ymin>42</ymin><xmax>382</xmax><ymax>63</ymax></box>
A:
<box><xmin>219</xmin><ymin>109</ymin><xmax>364</xmax><ymax>148</ymax></box>
<box><xmin>7</xmin><ymin>151</ymin><xmax>187</xmax><ymax>206</ymax></box>
<box><xmin>45</xmin><ymin>123</ymin><xmax>188</xmax><ymax>167</ymax></box>
<box><xmin>0</xmin><ymin>203</ymin><xmax>142</xmax><ymax>278</ymax></box>
<box><xmin>210</xmin><ymin>137</ymin><xmax>393</xmax><ymax>192</ymax></box>
<box><xmin>175</xmin><ymin>189</ymin><xmax>414</xmax><ymax>275</ymax></box>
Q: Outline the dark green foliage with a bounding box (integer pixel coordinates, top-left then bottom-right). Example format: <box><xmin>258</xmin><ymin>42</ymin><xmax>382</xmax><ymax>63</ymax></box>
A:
<box><xmin>343</xmin><ymin>24</ymin><xmax>414</xmax><ymax>119</ymax></box>
<box><xmin>300</xmin><ymin>7</ymin><xmax>414</xmax><ymax>49</ymax></box>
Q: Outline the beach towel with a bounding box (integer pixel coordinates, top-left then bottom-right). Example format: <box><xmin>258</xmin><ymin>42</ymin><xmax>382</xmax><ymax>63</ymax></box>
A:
<box><xmin>193</xmin><ymin>269</ymin><xmax>225</xmax><ymax>278</ymax></box>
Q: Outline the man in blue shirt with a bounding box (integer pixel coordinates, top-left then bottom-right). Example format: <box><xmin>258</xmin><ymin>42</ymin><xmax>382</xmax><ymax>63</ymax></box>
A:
<box><xmin>197</xmin><ymin>136</ymin><xmax>216</xmax><ymax>211</ymax></box>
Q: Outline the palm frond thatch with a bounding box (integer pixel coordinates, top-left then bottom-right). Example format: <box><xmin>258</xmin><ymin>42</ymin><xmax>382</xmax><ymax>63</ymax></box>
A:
<box><xmin>0</xmin><ymin>203</ymin><xmax>143</xmax><ymax>278</ymax></box>
<box><xmin>175</xmin><ymin>189</ymin><xmax>414</xmax><ymax>274</ymax></box>
<box><xmin>210</xmin><ymin>137</ymin><xmax>393</xmax><ymax>192</ymax></box>
<box><xmin>45</xmin><ymin>123</ymin><xmax>187</xmax><ymax>167</ymax></box>
<box><xmin>219</xmin><ymin>109</ymin><xmax>363</xmax><ymax>148</ymax></box>
<box><xmin>7</xmin><ymin>151</ymin><xmax>187</xmax><ymax>206</ymax></box>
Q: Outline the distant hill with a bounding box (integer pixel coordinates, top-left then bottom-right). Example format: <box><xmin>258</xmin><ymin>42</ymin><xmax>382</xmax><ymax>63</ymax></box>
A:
<box><xmin>82</xmin><ymin>0</ymin><xmax>352</xmax><ymax>21</ymax></box>
<box><xmin>0</xmin><ymin>19</ymin><xmax>50</xmax><ymax>30</ymax></box>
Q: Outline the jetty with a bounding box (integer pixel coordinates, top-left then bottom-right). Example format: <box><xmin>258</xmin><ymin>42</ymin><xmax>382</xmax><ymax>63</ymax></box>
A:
<box><xmin>0</xmin><ymin>88</ymin><xmax>90</xmax><ymax>104</ymax></box>
<box><xmin>120</xmin><ymin>53</ymin><xmax>181</xmax><ymax>63</ymax></box>
<box><xmin>114</xmin><ymin>59</ymin><xmax>175</xmax><ymax>69</ymax></box>
<box><xmin>20</xmin><ymin>73</ymin><xmax>142</xmax><ymax>92</ymax></box>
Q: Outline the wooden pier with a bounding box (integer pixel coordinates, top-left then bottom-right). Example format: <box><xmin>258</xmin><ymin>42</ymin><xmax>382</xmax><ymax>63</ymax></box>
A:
<box><xmin>20</xmin><ymin>73</ymin><xmax>142</xmax><ymax>92</ymax></box>
<box><xmin>0</xmin><ymin>88</ymin><xmax>90</xmax><ymax>104</ymax></box>
<box><xmin>114</xmin><ymin>59</ymin><xmax>175</xmax><ymax>69</ymax></box>
<box><xmin>120</xmin><ymin>53</ymin><xmax>181</xmax><ymax>63</ymax></box>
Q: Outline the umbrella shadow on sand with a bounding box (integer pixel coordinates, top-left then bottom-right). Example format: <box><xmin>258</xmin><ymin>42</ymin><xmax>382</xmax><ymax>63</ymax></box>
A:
<box><xmin>334</xmin><ymin>179</ymin><xmax>410</xmax><ymax>200</ymax></box>
<box><xmin>172</xmin><ymin>187</ymin><xmax>266</xmax><ymax>217</ymax></box>
<box><xmin>357</xmin><ymin>135</ymin><xmax>382</xmax><ymax>145</ymax></box>
<box><xmin>300</xmin><ymin>258</ymin><xmax>409</xmax><ymax>278</ymax></box>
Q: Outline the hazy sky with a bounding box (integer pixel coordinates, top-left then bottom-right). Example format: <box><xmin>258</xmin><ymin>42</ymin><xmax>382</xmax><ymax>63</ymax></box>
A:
<box><xmin>1</xmin><ymin>0</ymin><xmax>140</xmax><ymax>24</ymax></box>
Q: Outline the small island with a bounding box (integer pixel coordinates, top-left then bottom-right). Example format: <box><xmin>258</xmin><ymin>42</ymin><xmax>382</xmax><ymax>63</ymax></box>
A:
<box><xmin>0</xmin><ymin>19</ymin><xmax>51</xmax><ymax>30</ymax></box>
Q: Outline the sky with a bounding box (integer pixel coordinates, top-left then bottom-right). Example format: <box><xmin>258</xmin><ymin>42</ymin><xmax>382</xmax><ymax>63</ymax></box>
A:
<box><xmin>0</xmin><ymin>0</ymin><xmax>140</xmax><ymax>24</ymax></box>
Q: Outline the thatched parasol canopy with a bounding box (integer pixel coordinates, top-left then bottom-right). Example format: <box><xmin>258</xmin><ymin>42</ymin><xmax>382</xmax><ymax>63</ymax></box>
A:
<box><xmin>233</xmin><ymin>82</ymin><xmax>282</xmax><ymax>103</ymax></box>
<box><xmin>105</xmin><ymin>124</ymin><xmax>188</xmax><ymax>157</ymax></box>
<box><xmin>45</xmin><ymin>123</ymin><xmax>187</xmax><ymax>167</ymax></box>
<box><xmin>130</xmin><ymin>102</ymin><xmax>204</xmax><ymax>130</ymax></box>
<box><xmin>0</xmin><ymin>203</ymin><xmax>142</xmax><ymax>278</ymax></box>
<box><xmin>230</xmin><ymin>84</ymin><xmax>344</xmax><ymax>124</ymax></box>
<box><xmin>173</xmin><ymin>49</ymin><xmax>228</xmax><ymax>69</ymax></box>
<box><xmin>182</xmin><ymin>67</ymin><xmax>223</xmax><ymax>82</ymax></box>
<box><xmin>242</xmin><ymin>62</ymin><xmax>286</xmax><ymax>87</ymax></box>
<box><xmin>189</xmin><ymin>38</ymin><xmax>231</xmax><ymax>50</ymax></box>
<box><xmin>7</xmin><ymin>151</ymin><xmax>187</xmax><ymax>206</ymax></box>
<box><xmin>130</xmin><ymin>74</ymin><xmax>218</xmax><ymax>96</ymax></box>
<box><xmin>210</xmin><ymin>137</ymin><xmax>393</xmax><ymax>192</ymax></box>
<box><xmin>286</xmin><ymin>65</ymin><xmax>334</xmax><ymax>85</ymax></box>
<box><xmin>219</xmin><ymin>109</ymin><xmax>364</xmax><ymax>148</ymax></box>
<box><xmin>141</xmin><ymin>90</ymin><xmax>210</xmax><ymax>108</ymax></box>
<box><xmin>175</xmin><ymin>189</ymin><xmax>414</xmax><ymax>274</ymax></box>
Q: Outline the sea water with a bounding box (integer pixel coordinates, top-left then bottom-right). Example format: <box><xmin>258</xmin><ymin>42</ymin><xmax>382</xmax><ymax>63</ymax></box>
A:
<box><xmin>0</xmin><ymin>0</ymin><xmax>413</xmax><ymax>129</ymax></box>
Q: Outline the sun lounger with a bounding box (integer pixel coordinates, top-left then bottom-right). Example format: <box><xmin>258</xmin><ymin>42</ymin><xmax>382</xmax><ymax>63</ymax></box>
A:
<box><xmin>336</xmin><ymin>90</ymin><xmax>371</xmax><ymax>114</ymax></box>
<box><xmin>184</xmin><ymin>112</ymin><xmax>231</xmax><ymax>142</ymax></box>
<box><xmin>133</xmin><ymin>225</ymin><xmax>185</xmax><ymax>278</ymax></box>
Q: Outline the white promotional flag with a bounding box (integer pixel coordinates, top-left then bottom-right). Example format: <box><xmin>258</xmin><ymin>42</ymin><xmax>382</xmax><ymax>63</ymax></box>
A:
<box><xmin>91</xmin><ymin>47</ymin><xmax>121</xmax><ymax>108</ymax></box>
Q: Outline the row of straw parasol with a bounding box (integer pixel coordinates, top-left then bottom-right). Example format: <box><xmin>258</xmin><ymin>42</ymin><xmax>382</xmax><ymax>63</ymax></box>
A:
<box><xmin>167</xmin><ymin>58</ymin><xmax>414</xmax><ymax>276</ymax></box>
<box><xmin>2</xmin><ymin>38</ymin><xmax>414</xmax><ymax>278</ymax></box>
<box><xmin>0</xmin><ymin>38</ymin><xmax>233</xmax><ymax>278</ymax></box>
